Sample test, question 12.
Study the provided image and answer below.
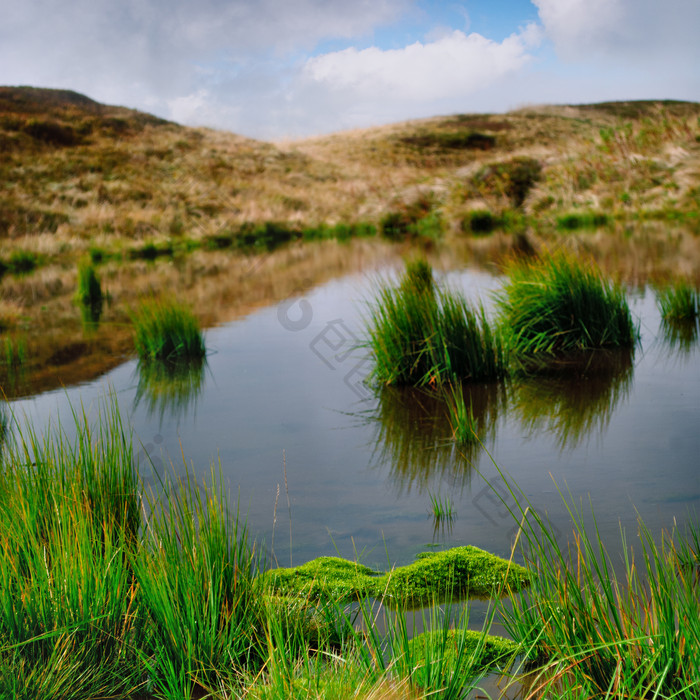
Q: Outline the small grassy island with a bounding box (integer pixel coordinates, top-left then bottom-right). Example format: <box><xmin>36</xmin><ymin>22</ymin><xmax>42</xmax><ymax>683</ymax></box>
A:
<box><xmin>264</xmin><ymin>546</ymin><xmax>530</xmax><ymax>604</ymax></box>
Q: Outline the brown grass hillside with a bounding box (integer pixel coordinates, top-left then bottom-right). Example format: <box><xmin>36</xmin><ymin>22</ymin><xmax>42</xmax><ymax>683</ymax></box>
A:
<box><xmin>1</xmin><ymin>86</ymin><xmax>699</xmax><ymax>397</ymax></box>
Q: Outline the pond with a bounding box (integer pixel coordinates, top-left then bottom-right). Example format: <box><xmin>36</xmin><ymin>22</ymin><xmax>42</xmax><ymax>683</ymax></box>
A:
<box><xmin>7</xmin><ymin>263</ymin><xmax>700</xmax><ymax>576</ymax></box>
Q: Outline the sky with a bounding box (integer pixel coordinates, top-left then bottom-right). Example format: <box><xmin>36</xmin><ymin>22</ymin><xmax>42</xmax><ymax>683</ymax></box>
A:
<box><xmin>1</xmin><ymin>0</ymin><xmax>699</xmax><ymax>140</ymax></box>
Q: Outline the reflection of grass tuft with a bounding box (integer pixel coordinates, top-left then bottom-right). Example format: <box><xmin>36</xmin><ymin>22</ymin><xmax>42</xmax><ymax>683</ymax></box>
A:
<box><xmin>512</xmin><ymin>348</ymin><xmax>634</xmax><ymax>449</ymax></box>
<box><xmin>134</xmin><ymin>357</ymin><xmax>206</xmax><ymax>421</ymax></box>
<box><xmin>132</xmin><ymin>298</ymin><xmax>205</xmax><ymax>361</ymax></box>
<box><xmin>369</xmin><ymin>382</ymin><xmax>504</xmax><ymax>492</ymax></box>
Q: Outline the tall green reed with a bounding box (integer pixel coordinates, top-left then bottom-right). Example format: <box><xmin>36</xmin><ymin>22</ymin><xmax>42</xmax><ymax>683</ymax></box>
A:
<box><xmin>0</xmin><ymin>400</ymin><xmax>145</xmax><ymax>697</ymax></box>
<box><xmin>493</xmin><ymin>471</ymin><xmax>700</xmax><ymax>699</ymax></box>
<box><xmin>135</xmin><ymin>464</ymin><xmax>263</xmax><ymax>698</ymax></box>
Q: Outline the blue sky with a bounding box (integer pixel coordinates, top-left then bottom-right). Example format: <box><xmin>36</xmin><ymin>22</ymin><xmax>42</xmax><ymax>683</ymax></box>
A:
<box><xmin>1</xmin><ymin>0</ymin><xmax>698</xmax><ymax>140</ymax></box>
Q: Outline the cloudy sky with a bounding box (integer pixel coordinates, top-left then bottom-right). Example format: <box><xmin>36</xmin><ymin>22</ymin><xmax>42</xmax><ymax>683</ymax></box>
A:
<box><xmin>2</xmin><ymin>0</ymin><xmax>698</xmax><ymax>140</ymax></box>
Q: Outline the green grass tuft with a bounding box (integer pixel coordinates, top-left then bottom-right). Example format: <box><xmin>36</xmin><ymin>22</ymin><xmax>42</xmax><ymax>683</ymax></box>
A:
<box><xmin>366</xmin><ymin>260</ymin><xmax>505</xmax><ymax>387</ymax></box>
<box><xmin>496</xmin><ymin>253</ymin><xmax>637</xmax><ymax>360</ymax></box>
<box><xmin>657</xmin><ymin>280</ymin><xmax>699</xmax><ymax>322</ymax></box>
<box><xmin>7</xmin><ymin>249</ymin><xmax>41</xmax><ymax>274</ymax></box>
<box><xmin>131</xmin><ymin>298</ymin><xmax>205</xmax><ymax>362</ymax></box>
<box><xmin>2</xmin><ymin>336</ymin><xmax>26</xmax><ymax>368</ymax></box>
<box><xmin>428</xmin><ymin>492</ymin><xmax>455</xmax><ymax>522</ymax></box>
<box><xmin>556</xmin><ymin>211</ymin><xmax>611</xmax><ymax>230</ymax></box>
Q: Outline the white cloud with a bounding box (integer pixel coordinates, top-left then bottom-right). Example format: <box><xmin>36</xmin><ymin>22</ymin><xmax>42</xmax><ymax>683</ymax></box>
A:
<box><xmin>533</xmin><ymin>0</ymin><xmax>700</xmax><ymax>62</ymax></box>
<box><xmin>0</xmin><ymin>0</ymin><xmax>697</xmax><ymax>140</ymax></box>
<box><xmin>303</xmin><ymin>25</ymin><xmax>541</xmax><ymax>103</ymax></box>
<box><xmin>0</xmin><ymin>0</ymin><xmax>410</xmax><ymax>104</ymax></box>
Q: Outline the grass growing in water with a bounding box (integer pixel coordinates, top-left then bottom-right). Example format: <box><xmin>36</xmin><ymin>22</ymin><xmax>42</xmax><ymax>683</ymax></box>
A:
<box><xmin>443</xmin><ymin>382</ymin><xmax>479</xmax><ymax>445</ymax></box>
<box><xmin>428</xmin><ymin>492</ymin><xmax>455</xmax><ymax>523</ymax></box>
<box><xmin>74</xmin><ymin>261</ymin><xmax>104</xmax><ymax>328</ymax></box>
<box><xmin>366</xmin><ymin>259</ymin><xmax>505</xmax><ymax>386</ymax></box>
<box><xmin>132</xmin><ymin>298</ymin><xmax>205</xmax><ymax>362</ymax></box>
<box><xmin>496</xmin><ymin>253</ymin><xmax>637</xmax><ymax>361</ymax></box>
<box><xmin>495</xmin><ymin>473</ymin><xmax>700</xmax><ymax>699</ymax></box>
<box><xmin>0</xmin><ymin>398</ymin><xmax>697</xmax><ymax>698</ymax></box>
<box><xmin>657</xmin><ymin>280</ymin><xmax>699</xmax><ymax>323</ymax></box>
<box><xmin>2</xmin><ymin>336</ymin><xmax>26</xmax><ymax>368</ymax></box>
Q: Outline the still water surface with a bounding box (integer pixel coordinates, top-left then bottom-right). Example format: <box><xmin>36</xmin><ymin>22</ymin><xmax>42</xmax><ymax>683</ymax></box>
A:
<box><xmin>9</xmin><ymin>265</ymin><xmax>700</xmax><ymax>572</ymax></box>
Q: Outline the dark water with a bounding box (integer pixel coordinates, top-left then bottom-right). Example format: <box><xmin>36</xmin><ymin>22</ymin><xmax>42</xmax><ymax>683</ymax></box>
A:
<box><xmin>8</xmin><ymin>265</ymin><xmax>700</xmax><ymax>573</ymax></box>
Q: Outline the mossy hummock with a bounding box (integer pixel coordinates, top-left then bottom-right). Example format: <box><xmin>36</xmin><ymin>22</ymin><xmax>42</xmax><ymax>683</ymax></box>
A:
<box><xmin>263</xmin><ymin>546</ymin><xmax>530</xmax><ymax>604</ymax></box>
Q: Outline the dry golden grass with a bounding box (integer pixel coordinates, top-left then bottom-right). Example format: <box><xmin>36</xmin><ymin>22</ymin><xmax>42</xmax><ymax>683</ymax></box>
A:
<box><xmin>1</xmin><ymin>88</ymin><xmax>700</xmax><ymax>395</ymax></box>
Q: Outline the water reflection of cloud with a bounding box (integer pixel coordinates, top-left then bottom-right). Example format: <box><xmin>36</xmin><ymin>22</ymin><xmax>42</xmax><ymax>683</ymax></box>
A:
<box><xmin>511</xmin><ymin>348</ymin><xmax>635</xmax><ymax>450</ymax></box>
<box><xmin>367</xmin><ymin>383</ymin><xmax>506</xmax><ymax>495</ymax></box>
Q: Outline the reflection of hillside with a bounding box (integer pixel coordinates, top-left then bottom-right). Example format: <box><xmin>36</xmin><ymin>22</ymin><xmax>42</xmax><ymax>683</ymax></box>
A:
<box><xmin>369</xmin><ymin>383</ymin><xmax>505</xmax><ymax>494</ymax></box>
<box><xmin>134</xmin><ymin>358</ymin><xmax>207</xmax><ymax>424</ymax></box>
<box><xmin>512</xmin><ymin>349</ymin><xmax>634</xmax><ymax>449</ymax></box>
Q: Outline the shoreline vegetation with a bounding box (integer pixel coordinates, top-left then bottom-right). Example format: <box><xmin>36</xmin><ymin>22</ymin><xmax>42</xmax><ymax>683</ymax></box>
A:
<box><xmin>0</xmin><ymin>400</ymin><xmax>697</xmax><ymax>699</ymax></box>
<box><xmin>1</xmin><ymin>88</ymin><xmax>700</xmax><ymax>396</ymax></box>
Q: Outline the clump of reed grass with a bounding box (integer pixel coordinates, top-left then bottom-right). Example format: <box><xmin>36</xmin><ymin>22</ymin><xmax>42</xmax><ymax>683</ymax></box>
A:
<box><xmin>428</xmin><ymin>492</ymin><xmax>454</xmax><ymax>522</ymax></box>
<box><xmin>495</xmin><ymin>472</ymin><xmax>700</xmax><ymax>699</ymax></box>
<box><xmin>128</xmin><ymin>240</ymin><xmax>174</xmax><ymax>261</ymax></box>
<box><xmin>366</xmin><ymin>260</ymin><xmax>505</xmax><ymax>387</ymax></box>
<box><xmin>135</xmin><ymin>465</ymin><xmax>264</xmax><ymax>696</ymax></box>
<box><xmin>443</xmin><ymin>382</ymin><xmax>479</xmax><ymax>445</ymax></box>
<box><xmin>131</xmin><ymin>298</ymin><xmax>205</xmax><ymax>362</ymax></box>
<box><xmin>0</xmin><ymin>400</ymin><xmax>145</xmax><ymax>696</ymax></box>
<box><xmin>556</xmin><ymin>211</ymin><xmax>610</xmax><ymax>230</ymax></box>
<box><xmin>496</xmin><ymin>253</ymin><xmax>637</xmax><ymax>360</ymax></box>
<box><xmin>74</xmin><ymin>260</ymin><xmax>105</xmax><ymax>330</ymax></box>
<box><xmin>461</xmin><ymin>209</ymin><xmax>500</xmax><ymax>234</ymax></box>
<box><xmin>657</xmin><ymin>280</ymin><xmax>699</xmax><ymax>323</ymax></box>
<box><xmin>7</xmin><ymin>249</ymin><xmax>41</xmax><ymax>274</ymax></box>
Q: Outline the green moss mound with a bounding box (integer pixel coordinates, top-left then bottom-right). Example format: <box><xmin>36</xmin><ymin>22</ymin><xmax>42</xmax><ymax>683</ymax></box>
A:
<box><xmin>264</xmin><ymin>546</ymin><xmax>530</xmax><ymax>604</ymax></box>
<box><xmin>384</xmin><ymin>547</ymin><xmax>529</xmax><ymax>602</ymax></box>
<box><xmin>264</xmin><ymin>557</ymin><xmax>381</xmax><ymax>602</ymax></box>
<box><xmin>408</xmin><ymin>628</ymin><xmax>519</xmax><ymax>677</ymax></box>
